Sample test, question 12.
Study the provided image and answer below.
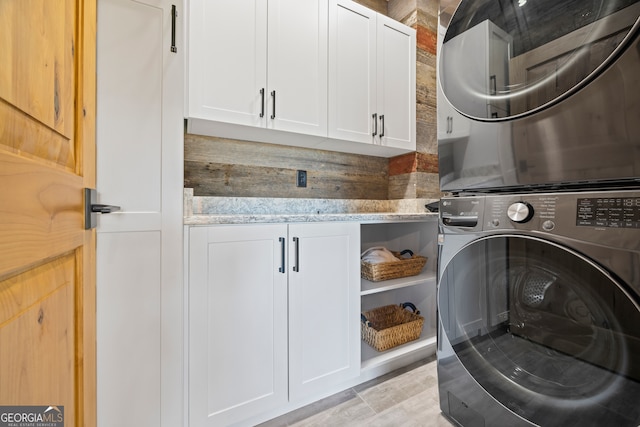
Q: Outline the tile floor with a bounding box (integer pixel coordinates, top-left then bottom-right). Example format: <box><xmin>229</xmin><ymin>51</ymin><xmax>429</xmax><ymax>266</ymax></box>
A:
<box><xmin>259</xmin><ymin>355</ymin><xmax>455</xmax><ymax>427</ymax></box>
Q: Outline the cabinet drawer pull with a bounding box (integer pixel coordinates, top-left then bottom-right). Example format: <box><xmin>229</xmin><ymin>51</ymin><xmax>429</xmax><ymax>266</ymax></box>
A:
<box><xmin>292</xmin><ymin>237</ymin><xmax>299</xmax><ymax>272</ymax></box>
<box><xmin>271</xmin><ymin>90</ymin><xmax>276</xmax><ymax>119</ymax></box>
<box><xmin>171</xmin><ymin>5</ymin><xmax>177</xmax><ymax>53</ymax></box>
<box><xmin>279</xmin><ymin>237</ymin><xmax>285</xmax><ymax>273</ymax></box>
<box><xmin>260</xmin><ymin>88</ymin><xmax>265</xmax><ymax>118</ymax></box>
<box><xmin>372</xmin><ymin>113</ymin><xmax>377</xmax><ymax>137</ymax></box>
<box><xmin>379</xmin><ymin>114</ymin><xmax>385</xmax><ymax>137</ymax></box>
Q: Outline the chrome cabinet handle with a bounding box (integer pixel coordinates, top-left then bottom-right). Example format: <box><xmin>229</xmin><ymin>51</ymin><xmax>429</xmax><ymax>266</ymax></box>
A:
<box><xmin>372</xmin><ymin>113</ymin><xmax>377</xmax><ymax>136</ymax></box>
<box><xmin>379</xmin><ymin>114</ymin><xmax>385</xmax><ymax>137</ymax></box>
<box><xmin>270</xmin><ymin>90</ymin><xmax>276</xmax><ymax>119</ymax></box>
<box><xmin>279</xmin><ymin>237</ymin><xmax>285</xmax><ymax>273</ymax></box>
<box><xmin>292</xmin><ymin>237</ymin><xmax>299</xmax><ymax>272</ymax></box>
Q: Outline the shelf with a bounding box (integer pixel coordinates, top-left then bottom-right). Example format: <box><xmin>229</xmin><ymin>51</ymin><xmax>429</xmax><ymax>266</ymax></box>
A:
<box><xmin>360</xmin><ymin>335</ymin><xmax>437</xmax><ymax>371</ymax></box>
<box><xmin>360</xmin><ymin>270</ymin><xmax>436</xmax><ymax>296</ymax></box>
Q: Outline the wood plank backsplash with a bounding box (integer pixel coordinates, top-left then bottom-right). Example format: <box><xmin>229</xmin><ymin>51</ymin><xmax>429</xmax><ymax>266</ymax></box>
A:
<box><xmin>185</xmin><ymin>134</ymin><xmax>389</xmax><ymax>200</ymax></box>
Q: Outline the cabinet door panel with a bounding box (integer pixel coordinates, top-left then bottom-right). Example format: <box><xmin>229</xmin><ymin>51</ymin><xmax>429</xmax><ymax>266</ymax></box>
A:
<box><xmin>268</xmin><ymin>0</ymin><xmax>328</xmax><ymax>136</ymax></box>
<box><xmin>188</xmin><ymin>0</ymin><xmax>267</xmax><ymax>127</ymax></box>
<box><xmin>189</xmin><ymin>225</ymin><xmax>288</xmax><ymax>426</ymax></box>
<box><xmin>377</xmin><ymin>15</ymin><xmax>416</xmax><ymax>150</ymax></box>
<box><xmin>328</xmin><ymin>0</ymin><xmax>377</xmax><ymax>143</ymax></box>
<box><xmin>288</xmin><ymin>222</ymin><xmax>360</xmax><ymax>400</ymax></box>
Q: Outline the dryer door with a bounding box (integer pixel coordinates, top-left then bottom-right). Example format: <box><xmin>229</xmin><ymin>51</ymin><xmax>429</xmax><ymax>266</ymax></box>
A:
<box><xmin>438</xmin><ymin>234</ymin><xmax>640</xmax><ymax>426</ymax></box>
<box><xmin>440</xmin><ymin>0</ymin><xmax>640</xmax><ymax>120</ymax></box>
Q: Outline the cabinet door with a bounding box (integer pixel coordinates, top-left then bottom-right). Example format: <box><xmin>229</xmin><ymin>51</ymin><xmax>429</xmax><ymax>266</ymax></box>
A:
<box><xmin>377</xmin><ymin>14</ymin><xmax>416</xmax><ymax>150</ymax></box>
<box><xmin>188</xmin><ymin>0</ymin><xmax>268</xmax><ymax>127</ymax></box>
<box><xmin>288</xmin><ymin>222</ymin><xmax>360</xmax><ymax>400</ymax></box>
<box><xmin>267</xmin><ymin>0</ymin><xmax>328</xmax><ymax>136</ymax></box>
<box><xmin>328</xmin><ymin>0</ymin><xmax>377</xmax><ymax>144</ymax></box>
<box><xmin>188</xmin><ymin>225</ymin><xmax>288</xmax><ymax>427</ymax></box>
<box><xmin>96</xmin><ymin>0</ymin><xmax>184</xmax><ymax>425</ymax></box>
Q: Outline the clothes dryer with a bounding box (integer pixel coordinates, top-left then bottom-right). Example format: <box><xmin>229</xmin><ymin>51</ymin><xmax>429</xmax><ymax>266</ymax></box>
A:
<box><xmin>437</xmin><ymin>0</ymin><xmax>640</xmax><ymax>193</ymax></box>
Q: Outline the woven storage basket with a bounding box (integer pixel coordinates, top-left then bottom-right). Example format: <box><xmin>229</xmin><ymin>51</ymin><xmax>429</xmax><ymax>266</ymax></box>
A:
<box><xmin>361</xmin><ymin>250</ymin><xmax>427</xmax><ymax>282</ymax></box>
<box><xmin>361</xmin><ymin>303</ymin><xmax>424</xmax><ymax>351</ymax></box>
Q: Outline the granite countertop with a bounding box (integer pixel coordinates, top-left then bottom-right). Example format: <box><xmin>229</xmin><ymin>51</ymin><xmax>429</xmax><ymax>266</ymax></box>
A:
<box><xmin>184</xmin><ymin>189</ymin><xmax>439</xmax><ymax>225</ymax></box>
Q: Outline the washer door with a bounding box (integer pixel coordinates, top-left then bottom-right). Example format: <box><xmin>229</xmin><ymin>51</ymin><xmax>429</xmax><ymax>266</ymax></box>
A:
<box><xmin>440</xmin><ymin>0</ymin><xmax>640</xmax><ymax>119</ymax></box>
<box><xmin>439</xmin><ymin>235</ymin><xmax>640</xmax><ymax>426</ymax></box>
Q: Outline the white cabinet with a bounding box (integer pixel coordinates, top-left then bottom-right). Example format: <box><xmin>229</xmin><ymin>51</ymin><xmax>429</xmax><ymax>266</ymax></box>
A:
<box><xmin>96</xmin><ymin>0</ymin><xmax>184</xmax><ymax>425</ymax></box>
<box><xmin>288</xmin><ymin>222</ymin><xmax>361</xmax><ymax>399</ymax></box>
<box><xmin>187</xmin><ymin>222</ymin><xmax>360</xmax><ymax>426</ymax></box>
<box><xmin>188</xmin><ymin>224</ymin><xmax>288</xmax><ymax>427</ymax></box>
<box><xmin>328</xmin><ymin>0</ymin><xmax>416</xmax><ymax>153</ymax></box>
<box><xmin>359</xmin><ymin>220</ymin><xmax>438</xmax><ymax>376</ymax></box>
<box><xmin>187</xmin><ymin>0</ymin><xmax>327</xmax><ymax>137</ymax></box>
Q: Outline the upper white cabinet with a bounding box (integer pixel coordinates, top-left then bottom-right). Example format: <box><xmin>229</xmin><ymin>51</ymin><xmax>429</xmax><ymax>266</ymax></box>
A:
<box><xmin>186</xmin><ymin>0</ymin><xmax>416</xmax><ymax>157</ymax></box>
<box><xmin>187</xmin><ymin>0</ymin><xmax>327</xmax><ymax>137</ymax></box>
<box><xmin>328</xmin><ymin>0</ymin><xmax>416</xmax><ymax>152</ymax></box>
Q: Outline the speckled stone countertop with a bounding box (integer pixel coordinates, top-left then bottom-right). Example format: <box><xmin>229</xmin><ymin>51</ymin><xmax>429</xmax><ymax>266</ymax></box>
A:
<box><xmin>184</xmin><ymin>189</ymin><xmax>439</xmax><ymax>225</ymax></box>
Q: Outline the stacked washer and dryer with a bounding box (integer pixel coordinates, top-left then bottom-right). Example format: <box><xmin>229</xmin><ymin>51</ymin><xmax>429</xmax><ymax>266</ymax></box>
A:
<box><xmin>436</xmin><ymin>0</ymin><xmax>640</xmax><ymax>426</ymax></box>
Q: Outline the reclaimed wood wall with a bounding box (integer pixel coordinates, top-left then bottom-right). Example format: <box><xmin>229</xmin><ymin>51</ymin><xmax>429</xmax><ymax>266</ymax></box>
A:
<box><xmin>185</xmin><ymin>134</ymin><xmax>389</xmax><ymax>199</ymax></box>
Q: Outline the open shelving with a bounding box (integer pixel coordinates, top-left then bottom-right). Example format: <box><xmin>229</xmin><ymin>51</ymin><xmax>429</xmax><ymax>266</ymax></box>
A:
<box><xmin>359</xmin><ymin>219</ymin><xmax>439</xmax><ymax>375</ymax></box>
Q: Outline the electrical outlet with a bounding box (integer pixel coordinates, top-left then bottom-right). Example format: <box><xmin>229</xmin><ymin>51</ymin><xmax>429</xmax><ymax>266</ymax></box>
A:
<box><xmin>296</xmin><ymin>170</ymin><xmax>307</xmax><ymax>188</ymax></box>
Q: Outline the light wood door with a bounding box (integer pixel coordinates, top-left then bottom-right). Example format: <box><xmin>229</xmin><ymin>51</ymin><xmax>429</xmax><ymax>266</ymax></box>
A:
<box><xmin>288</xmin><ymin>222</ymin><xmax>360</xmax><ymax>401</ymax></box>
<box><xmin>0</xmin><ymin>0</ymin><xmax>96</xmax><ymax>426</ymax></box>
<box><xmin>188</xmin><ymin>224</ymin><xmax>289</xmax><ymax>426</ymax></box>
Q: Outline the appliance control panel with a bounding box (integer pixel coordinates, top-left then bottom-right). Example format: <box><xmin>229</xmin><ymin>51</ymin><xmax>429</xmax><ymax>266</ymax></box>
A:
<box><xmin>442</xmin><ymin>190</ymin><xmax>640</xmax><ymax>234</ymax></box>
<box><xmin>576</xmin><ymin>196</ymin><xmax>640</xmax><ymax>228</ymax></box>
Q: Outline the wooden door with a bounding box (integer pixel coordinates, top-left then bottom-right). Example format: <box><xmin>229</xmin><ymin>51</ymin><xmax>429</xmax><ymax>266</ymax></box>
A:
<box><xmin>0</xmin><ymin>0</ymin><xmax>96</xmax><ymax>426</ymax></box>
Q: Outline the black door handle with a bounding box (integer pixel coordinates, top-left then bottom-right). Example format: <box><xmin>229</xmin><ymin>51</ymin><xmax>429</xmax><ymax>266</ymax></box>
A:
<box><xmin>91</xmin><ymin>204</ymin><xmax>121</xmax><ymax>214</ymax></box>
<box><xmin>84</xmin><ymin>188</ymin><xmax>121</xmax><ymax>229</ymax></box>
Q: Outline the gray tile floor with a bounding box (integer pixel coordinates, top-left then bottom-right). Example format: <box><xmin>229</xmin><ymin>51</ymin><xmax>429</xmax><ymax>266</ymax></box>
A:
<box><xmin>259</xmin><ymin>355</ymin><xmax>455</xmax><ymax>427</ymax></box>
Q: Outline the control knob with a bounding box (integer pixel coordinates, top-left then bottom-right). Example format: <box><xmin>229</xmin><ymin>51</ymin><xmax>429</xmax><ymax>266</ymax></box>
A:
<box><xmin>507</xmin><ymin>202</ymin><xmax>534</xmax><ymax>223</ymax></box>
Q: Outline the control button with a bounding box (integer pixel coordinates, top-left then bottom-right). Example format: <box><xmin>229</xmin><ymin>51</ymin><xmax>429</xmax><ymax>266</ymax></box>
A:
<box><xmin>542</xmin><ymin>220</ymin><xmax>555</xmax><ymax>231</ymax></box>
<box><xmin>507</xmin><ymin>202</ymin><xmax>534</xmax><ymax>223</ymax></box>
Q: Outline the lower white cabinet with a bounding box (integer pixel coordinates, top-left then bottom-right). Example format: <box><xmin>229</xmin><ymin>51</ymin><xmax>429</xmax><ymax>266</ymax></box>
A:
<box><xmin>187</xmin><ymin>222</ymin><xmax>360</xmax><ymax>426</ymax></box>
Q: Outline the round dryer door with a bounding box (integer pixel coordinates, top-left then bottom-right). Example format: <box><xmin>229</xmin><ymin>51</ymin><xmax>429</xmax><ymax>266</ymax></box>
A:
<box><xmin>440</xmin><ymin>0</ymin><xmax>640</xmax><ymax>119</ymax></box>
<box><xmin>438</xmin><ymin>234</ymin><xmax>640</xmax><ymax>426</ymax></box>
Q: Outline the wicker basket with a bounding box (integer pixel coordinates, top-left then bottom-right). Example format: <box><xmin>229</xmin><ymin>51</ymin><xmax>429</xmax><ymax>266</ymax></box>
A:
<box><xmin>361</xmin><ymin>303</ymin><xmax>424</xmax><ymax>351</ymax></box>
<box><xmin>361</xmin><ymin>250</ymin><xmax>427</xmax><ymax>282</ymax></box>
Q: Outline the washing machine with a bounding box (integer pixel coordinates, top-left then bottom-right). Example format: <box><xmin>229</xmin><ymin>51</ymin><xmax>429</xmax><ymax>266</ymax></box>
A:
<box><xmin>437</xmin><ymin>190</ymin><xmax>640</xmax><ymax>426</ymax></box>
